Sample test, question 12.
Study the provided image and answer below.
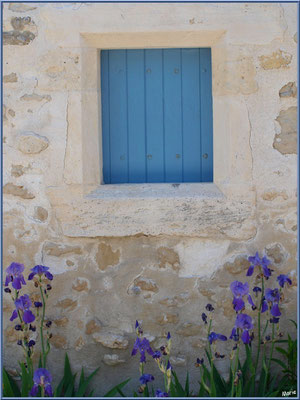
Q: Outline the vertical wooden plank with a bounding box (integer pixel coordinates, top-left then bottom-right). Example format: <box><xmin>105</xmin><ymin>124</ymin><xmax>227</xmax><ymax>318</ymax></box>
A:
<box><xmin>108</xmin><ymin>50</ymin><xmax>128</xmax><ymax>183</ymax></box>
<box><xmin>181</xmin><ymin>48</ymin><xmax>201</xmax><ymax>182</ymax></box>
<box><xmin>100</xmin><ymin>50</ymin><xmax>111</xmax><ymax>183</ymax></box>
<box><xmin>127</xmin><ymin>50</ymin><xmax>146</xmax><ymax>183</ymax></box>
<box><xmin>163</xmin><ymin>49</ymin><xmax>183</xmax><ymax>183</ymax></box>
<box><xmin>199</xmin><ymin>48</ymin><xmax>213</xmax><ymax>182</ymax></box>
<box><xmin>145</xmin><ymin>49</ymin><xmax>164</xmax><ymax>183</ymax></box>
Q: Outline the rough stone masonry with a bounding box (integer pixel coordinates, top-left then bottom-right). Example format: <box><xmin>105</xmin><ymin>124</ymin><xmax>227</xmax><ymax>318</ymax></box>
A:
<box><xmin>2</xmin><ymin>2</ymin><xmax>297</xmax><ymax>394</ymax></box>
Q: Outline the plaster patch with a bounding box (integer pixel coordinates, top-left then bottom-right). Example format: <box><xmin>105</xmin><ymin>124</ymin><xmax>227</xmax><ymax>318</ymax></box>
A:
<box><xmin>175</xmin><ymin>240</ymin><xmax>230</xmax><ymax>278</ymax></box>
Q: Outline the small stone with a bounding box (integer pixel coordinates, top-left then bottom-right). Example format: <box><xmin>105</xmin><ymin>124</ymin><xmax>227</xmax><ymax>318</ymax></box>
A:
<box><xmin>56</xmin><ymin>298</ymin><xmax>77</xmax><ymax>311</ymax></box>
<box><xmin>133</xmin><ymin>277</ymin><xmax>159</xmax><ymax>292</ymax></box>
<box><xmin>20</xmin><ymin>93</ymin><xmax>51</xmax><ymax>102</ymax></box>
<box><xmin>3</xmin><ymin>30</ymin><xmax>35</xmax><ymax>46</ymax></box>
<box><xmin>66</xmin><ymin>260</ymin><xmax>74</xmax><ymax>266</ymax></box>
<box><xmin>224</xmin><ymin>255</ymin><xmax>250</xmax><ymax>275</ymax></box>
<box><xmin>5</xmin><ymin>326</ymin><xmax>19</xmax><ymax>343</ymax></box>
<box><xmin>262</xmin><ymin>191</ymin><xmax>288</xmax><ymax>201</ymax></box>
<box><xmin>92</xmin><ymin>332</ymin><xmax>128</xmax><ymax>349</ymax></box>
<box><xmin>156</xmin><ymin>313</ymin><xmax>179</xmax><ymax>325</ymax></box>
<box><xmin>43</xmin><ymin>242</ymin><xmax>82</xmax><ymax>257</ymax></box>
<box><xmin>103</xmin><ymin>354</ymin><xmax>126</xmax><ymax>366</ymax></box>
<box><xmin>3</xmin><ymin>183</ymin><xmax>35</xmax><ymax>199</ymax></box>
<box><xmin>159</xmin><ymin>293</ymin><xmax>189</xmax><ymax>307</ymax></box>
<box><xmin>72</xmin><ymin>277</ymin><xmax>90</xmax><ymax>292</ymax></box>
<box><xmin>53</xmin><ymin>316</ymin><xmax>69</xmax><ymax>327</ymax></box>
<box><xmin>157</xmin><ymin>247</ymin><xmax>180</xmax><ymax>271</ymax></box>
<box><xmin>51</xmin><ymin>334</ymin><xmax>67</xmax><ymax>349</ymax></box>
<box><xmin>279</xmin><ymin>82</ymin><xmax>297</xmax><ymax>98</ymax></box>
<box><xmin>75</xmin><ymin>336</ymin><xmax>85</xmax><ymax>351</ymax></box>
<box><xmin>259</xmin><ymin>50</ymin><xmax>292</xmax><ymax>70</ymax></box>
<box><xmin>274</xmin><ymin>107</ymin><xmax>297</xmax><ymax>154</ymax></box>
<box><xmin>11</xmin><ymin>16</ymin><xmax>32</xmax><ymax>31</ymax></box>
<box><xmin>8</xmin><ymin>109</ymin><xmax>15</xmax><ymax>117</ymax></box>
<box><xmin>33</xmin><ymin>206</ymin><xmax>48</xmax><ymax>222</ymax></box>
<box><xmin>96</xmin><ymin>243</ymin><xmax>120</xmax><ymax>271</ymax></box>
<box><xmin>11</xmin><ymin>164</ymin><xmax>25</xmax><ymax>177</ymax></box>
<box><xmin>9</xmin><ymin>3</ymin><xmax>37</xmax><ymax>12</ymax></box>
<box><xmin>3</xmin><ymin>73</ymin><xmax>17</xmax><ymax>83</ymax></box>
<box><xmin>170</xmin><ymin>356</ymin><xmax>186</xmax><ymax>367</ymax></box>
<box><xmin>17</xmin><ymin>132</ymin><xmax>49</xmax><ymax>154</ymax></box>
<box><xmin>294</xmin><ymin>33</ymin><xmax>297</xmax><ymax>43</ymax></box>
<box><xmin>177</xmin><ymin>323</ymin><xmax>202</xmax><ymax>337</ymax></box>
<box><xmin>85</xmin><ymin>319</ymin><xmax>101</xmax><ymax>335</ymax></box>
<box><xmin>265</xmin><ymin>243</ymin><xmax>287</xmax><ymax>265</ymax></box>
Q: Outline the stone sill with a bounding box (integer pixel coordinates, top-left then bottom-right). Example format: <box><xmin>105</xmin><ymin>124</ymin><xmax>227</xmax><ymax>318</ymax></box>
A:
<box><xmin>87</xmin><ymin>182</ymin><xmax>224</xmax><ymax>200</ymax></box>
<box><xmin>47</xmin><ymin>183</ymin><xmax>256</xmax><ymax>240</ymax></box>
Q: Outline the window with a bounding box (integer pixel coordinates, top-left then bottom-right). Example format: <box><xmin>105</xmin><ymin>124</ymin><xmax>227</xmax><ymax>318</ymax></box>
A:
<box><xmin>101</xmin><ymin>48</ymin><xmax>213</xmax><ymax>184</ymax></box>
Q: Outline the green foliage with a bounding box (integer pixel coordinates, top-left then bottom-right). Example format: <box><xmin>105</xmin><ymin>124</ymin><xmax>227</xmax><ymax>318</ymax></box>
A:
<box><xmin>103</xmin><ymin>378</ymin><xmax>131</xmax><ymax>397</ymax></box>
<box><xmin>54</xmin><ymin>353</ymin><xmax>100</xmax><ymax>397</ymax></box>
<box><xmin>272</xmin><ymin>320</ymin><xmax>297</xmax><ymax>396</ymax></box>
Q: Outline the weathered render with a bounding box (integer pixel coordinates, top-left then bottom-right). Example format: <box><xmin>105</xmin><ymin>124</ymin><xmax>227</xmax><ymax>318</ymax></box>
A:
<box><xmin>3</xmin><ymin>2</ymin><xmax>297</xmax><ymax>394</ymax></box>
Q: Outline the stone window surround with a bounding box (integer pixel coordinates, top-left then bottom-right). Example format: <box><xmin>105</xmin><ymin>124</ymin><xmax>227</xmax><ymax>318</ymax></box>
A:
<box><xmin>47</xmin><ymin>30</ymin><xmax>256</xmax><ymax>239</ymax></box>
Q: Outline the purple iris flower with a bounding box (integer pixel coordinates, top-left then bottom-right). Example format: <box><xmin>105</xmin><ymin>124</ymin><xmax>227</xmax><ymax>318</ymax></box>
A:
<box><xmin>270</xmin><ymin>303</ymin><xmax>281</xmax><ymax>317</ymax></box>
<box><xmin>131</xmin><ymin>337</ymin><xmax>154</xmax><ymax>363</ymax></box>
<box><xmin>230</xmin><ymin>281</ymin><xmax>249</xmax><ymax>298</ymax></box>
<box><xmin>167</xmin><ymin>332</ymin><xmax>171</xmax><ymax>340</ymax></box>
<box><xmin>261</xmin><ymin>299</ymin><xmax>268</xmax><ymax>313</ymax></box>
<box><xmin>156</xmin><ymin>389</ymin><xmax>169</xmax><ymax>397</ymax></box>
<box><xmin>230</xmin><ymin>281</ymin><xmax>249</xmax><ymax>312</ymax></box>
<box><xmin>208</xmin><ymin>332</ymin><xmax>227</xmax><ymax>344</ymax></box>
<box><xmin>247</xmin><ymin>253</ymin><xmax>272</xmax><ymax>278</ymax></box>
<box><xmin>265</xmin><ymin>288</ymin><xmax>280</xmax><ymax>303</ymax></box>
<box><xmin>10</xmin><ymin>294</ymin><xmax>35</xmax><ymax>324</ymax></box>
<box><xmin>270</xmin><ymin>317</ymin><xmax>280</xmax><ymax>324</ymax></box>
<box><xmin>139</xmin><ymin>374</ymin><xmax>154</xmax><ymax>385</ymax></box>
<box><xmin>234</xmin><ymin>313</ymin><xmax>254</xmax><ymax>344</ymax></box>
<box><xmin>229</xmin><ymin>328</ymin><xmax>239</xmax><ymax>342</ymax></box>
<box><xmin>247</xmin><ymin>295</ymin><xmax>256</xmax><ymax>310</ymax></box>
<box><xmin>253</xmin><ymin>286</ymin><xmax>262</xmax><ymax>295</ymax></box>
<box><xmin>5</xmin><ymin>263</ymin><xmax>26</xmax><ymax>290</ymax></box>
<box><xmin>153</xmin><ymin>351</ymin><xmax>161</xmax><ymax>359</ymax></box>
<box><xmin>277</xmin><ymin>274</ymin><xmax>292</xmax><ymax>288</ymax></box>
<box><xmin>232</xmin><ymin>297</ymin><xmax>245</xmax><ymax>312</ymax></box>
<box><xmin>28</xmin><ymin>265</ymin><xmax>53</xmax><ymax>281</ymax></box>
<box><xmin>30</xmin><ymin>368</ymin><xmax>53</xmax><ymax>397</ymax></box>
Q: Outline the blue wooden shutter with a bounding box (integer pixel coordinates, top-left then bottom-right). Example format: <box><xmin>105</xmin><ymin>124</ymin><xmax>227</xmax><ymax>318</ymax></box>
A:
<box><xmin>101</xmin><ymin>48</ymin><xmax>213</xmax><ymax>184</ymax></box>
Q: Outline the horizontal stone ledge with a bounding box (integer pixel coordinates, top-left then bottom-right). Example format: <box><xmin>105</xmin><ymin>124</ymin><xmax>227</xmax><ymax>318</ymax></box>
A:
<box><xmin>47</xmin><ymin>183</ymin><xmax>256</xmax><ymax>240</ymax></box>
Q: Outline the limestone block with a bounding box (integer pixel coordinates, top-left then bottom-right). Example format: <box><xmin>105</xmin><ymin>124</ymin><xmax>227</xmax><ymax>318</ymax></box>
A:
<box><xmin>72</xmin><ymin>277</ymin><xmax>90</xmax><ymax>292</ymax></box>
<box><xmin>56</xmin><ymin>298</ymin><xmax>77</xmax><ymax>311</ymax></box>
<box><xmin>265</xmin><ymin>243</ymin><xmax>288</xmax><ymax>265</ymax></box>
<box><xmin>85</xmin><ymin>319</ymin><xmax>101</xmax><ymax>335</ymax></box>
<box><xmin>170</xmin><ymin>356</ymin><xmax>186</xmax><ymax>367</ymax></box>
<box><xmin>11</xmin><ymin>17</ymin><xmax>32</xmax><ymax>31</ymax></box>
<box><xmin>53</xmin><ymin>317</ymin><xmax>69</xmax><ymax>327</ymax></box>
<box><xmin>8</xmin><ymin>3</ymin><xmax>37</xmax><ymax>12</ymax></box>
<box><xmin>175</xmin><ymin>239</ymin><xmax>230</xmax><ymax>278</ymax></box>
<box><xmin>132</xmin><ymin>277</ymin><xmax>159</xmax><ymax>293</ymax></box>
<box><xmin>274</xmin><ymin>107</ymin><xmax>297</xmax><ymax>154</ymax></box>
<box><xmin>157</xmin><ymin>247</ymin><xmax>180</xmax><ymax>271</ymax></box>
<box><xmin>96</xmin><ymin>243</ymin><xmax>120</xmax><ymax>271</ymax></box>
<box><xmin>3</xmin><ymin>30</ymin><xmax>35</xmax><ymax>45</ymax></box>
<box><xmin>279</xmin><ymin>82</ymin><xmax>297</xmax><ymax>98</ymax></box>
<box><xmin>51</xmin><ymin>334</ymin><xmax>67</xmax><ymax>349</ymax></box>
<box><xmin>75</xmin><ymin>336</ymin><xmax>85</xmax><ymax>351</ymax></box>
<box><xmin>43</xmin><ymin>242</ymin><xmax>82</xmax><ymax>257</ymax></box>
<box><xmin>17</xmin><ymin>132</ymin><xmax>49</xmax><ymax>154</ymax></box>
<box><xmin>177</xmin><ymin>323</ymin><xmax>202</xmax><ymax>337</ymax></box>
<box><xmin>103</xmin><ymin>354</ymin><xmax>126</xmax><ymax>366</ymax></box>
<box><xmin>223</xmin><ymin>255</ymin><xmax>250</xmax><ymax>275</ymax></box>
<box><xmin>20</xmin><ymin>93</ymin><xmax>52</xmax><ymax>102</ymax></box>
<box><xmin>33</xmin><ymin>206</ymin><xmax>48</xmax><ymax>222</ymax></box>
<box><xmin>3</xmin><ymin>183</ymin><xmax>35</xmax><ymax>199</ymax></box>
<box><xmin>156</xmin><ymin>313</ymin><xmax>179</xmax><ymax>325</ymax></box>
<box><xmin>259</xmin><ymin>50</ymin><xmax>292</xmax><ymax>69</ymax></box>
<box><xmin>92</xmin><ymin>331</ymin><xmax>129</xmax><ymax>349</ymax></box>
<box><xmin>3</xmin><ymin>73</ymin><xmax>18</xmax><ymax>83</ymax></box>
<box><xmin>159</xmin><ymin>293</ymin><xmax>190</xmax><ymax>307</ymax></box>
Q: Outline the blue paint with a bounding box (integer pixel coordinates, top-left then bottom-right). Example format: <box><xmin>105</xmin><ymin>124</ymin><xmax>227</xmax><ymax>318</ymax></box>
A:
<box><xmin>101</xmin><ymin>48</ymin><xmax>213</xmax><ymax>184</ymax></box>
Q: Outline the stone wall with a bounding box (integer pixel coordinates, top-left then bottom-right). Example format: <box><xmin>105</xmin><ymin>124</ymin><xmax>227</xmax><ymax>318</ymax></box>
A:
<box><xmin>3</xmin><ymin>2</ymin><xmax>297</xmax><ymax>395</ymax></box>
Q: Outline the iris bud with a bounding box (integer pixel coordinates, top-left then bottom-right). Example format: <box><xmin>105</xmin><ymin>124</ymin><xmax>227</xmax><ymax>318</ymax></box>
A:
<box><xmin>4</xmin><ymin>288</ymin><xmax>11</xmax><ymax>293</ymax></box>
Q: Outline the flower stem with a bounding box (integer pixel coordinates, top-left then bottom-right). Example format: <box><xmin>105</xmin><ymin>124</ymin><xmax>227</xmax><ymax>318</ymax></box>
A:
<box><xmin>39</xmin><ymin>283</ymin><xmax>47</xmax><ymax>368</ymax></box>
<box><xmin>254</xmin><ymin>276</ymin><xmax>264</xmax><ymax>374</ymax></box>
<box><xmin>267</xmin><ymin>322</ymin><xmax>275</xmax><ymax>371</ymax></box>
